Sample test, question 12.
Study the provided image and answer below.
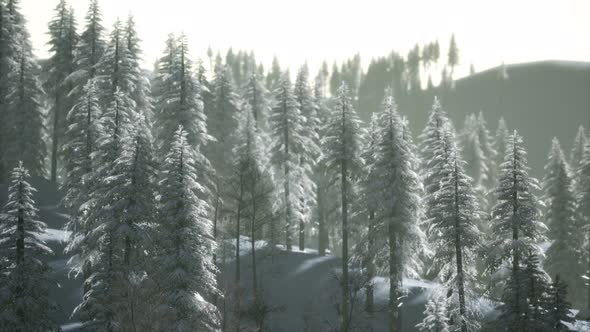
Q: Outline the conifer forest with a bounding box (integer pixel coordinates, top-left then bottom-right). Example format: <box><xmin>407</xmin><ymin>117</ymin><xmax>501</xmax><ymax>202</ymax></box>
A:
<box><xmin>0</xmin><ymin>0</ymin><xmax>589</xmax><ymax>331</ymax></box>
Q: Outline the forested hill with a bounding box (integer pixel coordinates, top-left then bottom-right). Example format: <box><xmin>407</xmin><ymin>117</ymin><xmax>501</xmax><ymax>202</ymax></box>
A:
<box><xmin>358</xmin><ymin>60</ymin><xmax>590</xmax><ymax>176</ymax></box>
<box><xmin>444</xmin><ymin>61</ymin><xmax>590</xmax><ymax>176</ymax></box>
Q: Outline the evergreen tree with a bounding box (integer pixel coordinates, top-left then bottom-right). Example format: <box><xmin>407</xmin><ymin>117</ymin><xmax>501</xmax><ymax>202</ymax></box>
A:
<box><xmin>358</xmin><ymin>113</ymin><xmax>380</xmax><ymax>313</ymax></box>
<box><xmin>243</xmin><ymin>72</ymin><xmax>270</xmax><ymax>130</ymax></box>
<box><xmin>371</xmin><ymin>91</ymin><xmax>424</xmax><ymax>332</ymax></box>
<box><xmin>419</xmin><ymin>97</ymin><xmax>454</xmax><ymax>278</ymax></box>
<box><xmin>577</xmin><ymin>135</ymin><xmax>590</xmax><ymax>309</ymax></box>
<box><xmin>543</xmin><ymin>138</ymin><xmax>582</xmax><ymax>301</ymax></box>
<box><xmin>269</xmin><ymin>74</ymin><xmax>313</xmax><ymax>251</ymax></box>
<box><xmin>155</xmin><ymin>126</ymin><xmax>220</xmax><ymax>331</ymax></box>
<box><xmin>544</xmin><ymin>275</ymin><xmax>574</xmax><ymax>331</ymax></box>
<box><xmin>570</xmin><ymin>125</ymin><xmax>586</xmax><ymax>191</ymax></box>
<box><xmin>226</xmin><ymin>105</ymin><xmax>275</xmax><ymax>329</ymax></box>
<box><xmin>67</xmin><ymin>0</ymin><xmax>105</xmax><ymax>102</ymax></box>
<box><xmin>3</xmin><ymin>16</ymin><xmax>46</xmax><ymax>178</ymax></box>
<box><xmin>521</xmin><ymin>252</ymin><xmax>550</xmax><ymax>331</ymax></box>
<box><xmin>488</xmin><ymin>131</ymin><xmax>546</xmax><ymax>330</ymax></box>
<box><xmin>123</xmin><ymin>15</ymin><xmax>151</xmax><ymax>120</ymax></box>
<box><xmin>447</xmin><ymin>34</ymin><xmax>459</xmax><ymax>80</ymax></box>
<box><xmin>62</xmin><ymin>80</ymin><xmax>102</xmax><ymax>294</ymax></box>
<box><xmin>416</xmin><ymin>288</ymin><xmax>450</xmax><ymax>332</ymax></box>
<box><xmin>0</xmin><ymin>0</ymin><xmax>20</xmax><ymax>181</ymax></box>
<box><xmin>293</xmin><ymin>64</ymin><xmax>319</xmax><ymax>250</ymax></box>
<box><xmin>429</xmin><ymin>149</ymin><xmax>482</xmax><ymax>332</ymax></box>
<box><xmin>0</xmin><ymin>163</ymin><xmax>57</xmax><ymax>331</ymax></box>
<box><xmin>46</xmin><ymin>0</ymin><xmax>79</xmax><ymax>182</ymax></box>
<box><xmin>265</xmin><ymin>55</ymin><xmax>281</xmax><ymax>90</ymax></box>
<box><xmin>323</xmin><ymin>83</ymin><xmax>364</xmax><ymax>332</ymax></box>
<box><xmin>153</xmin><ymin>34</ymin><xmax>210</xmax><ymax>158</ymax></box>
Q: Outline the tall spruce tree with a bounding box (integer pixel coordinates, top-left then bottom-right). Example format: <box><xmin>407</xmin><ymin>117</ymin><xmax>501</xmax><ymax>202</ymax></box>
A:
<box><xmin>419</xmin><ymin>97</ymin><xmax>454</xmax><ymax>278</ymax></box>
<box><xmin>488</xmin><ymin>131</ymin><xmax>546</xmax><ymax>330</ymax></box>
<box><xmin>543</xmin><ymin>138</ymin><xmax>583</xmax><ymax>303</ymax></box>
<box><xmin>570</xmin><ymin>125</ymin><xmax>586</xmax><ymax>192</ymax></box>
<box><xmin>358</xmin><ymin>113</ymin><xmax>380</xmax><ymax>313</ymax></box>
<box><xmin>429</xmin><ymin>149</ymin><xmax>482</xmax><ymax>332</ymax></box>
<box><xmin>67</xmin><ymin>0</ymin><xmax>105</xmax><ymax>103</ymax></box>
<box><xmin>155</xmin><ymin>126</ymin><xmax>220</xmax><ymax>331</ymax></box>
<box><xmin>544</xmin><ymin>274</ymin><xmax>574</xmax><ymax>331</ymax></box>
<box><xmin>153</xmin><ymin>34</ymin><xmax>210</xmax><ymax>157</ymax></box>
<box><xmin>46</xmin><ymin>0</ymin><xmax>79</xmax><ymax>182</ymax></box>
<box><xmin>62</xmin><ymin>80</ymin><xmax>102</xmax><ymax>296</ymax></box>
<box><xmin>416</xmin><ymin>288</ymin><xmax>450</xmax><ymax>332</ymax></box>
<box><xmin>293</xmin><ymin>64</ymin><xmax>319</xmax><ymax>250</ymax></box>
<box><xmin>0</xmin><ymin>163</ymin><xmax>57</xmax><ymax>331</ymax></box>
<box><xmin>269</xmin><ymin>74</ymin><xmax>314</xmax><ymax>251</ymax></box>
<box><xmin>0</xmin><ymin>0</ymin><xmax>19</xmax><ymax>181</ymax></box>
<box><xmin>371</xmin><ymin>91</ymin><xmax>424</xmax><ymax>332</ymax></box>
<box><xmin>577</xmin><ymin>135</ymin><xmax>590</xmax><ymax>309</ymax></box>
<box><xmin>3</xmin><ymin>6</ymin><xmax>46</xmax><ymax>178</ymax></box>
<box><xmin>323</xmin><ymin>83</ymin><xmax>364</xmax><ymax>332</ymax></box>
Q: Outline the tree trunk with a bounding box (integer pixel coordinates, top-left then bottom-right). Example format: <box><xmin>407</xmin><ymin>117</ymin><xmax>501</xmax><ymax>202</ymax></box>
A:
<box><xmin>299</xmin><ymin>218</ymin><xmax>305</xmax><ymax>251</ymax></box>
<box><xmin>366</xmin><ymin>210</ymin><xmax>375</xmax><ymax>314</ymax></box>
<box><xmin>50</xmin><ymin>93</ymin><xmax>61</xmax><ymax>182</ymax></box>
<box><xmin>388</xmin><ymin>222</ymin><xmax>401</xmax><ymax>332</ymax></box>
<box><xmin>454</xmin><ymin>163</ymin><xmax>467</xmax><ymax>332</ymax></box>
<box><xmin>235</xmin><ymin>176</ymin><xmax>244</xmax><ymax>332</ymax></box>
<box><xmin>318</xmin><ymin>184</ymin><xmax>327</xmax><ymax>256</ymax></box>
<box><xmin>251</xmin><ymin>192</ymin><xmax>258</xmax><ymax>301</ymax></box>
<box><xmin>511</xmin><ymin>142</ymin><xmax>520</xmax><ymax>322</ymax></box>
<box><xmin>341</xmin><ymin>159</ymin><xmax>350</xmax><ymax>332</ymax></box>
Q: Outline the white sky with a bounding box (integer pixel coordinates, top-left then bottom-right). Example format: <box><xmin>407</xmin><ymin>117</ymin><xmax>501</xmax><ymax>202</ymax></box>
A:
<box><xmin>21</xmin><ymin>0</ymin><xmax>590</xmax><ymax>79</ymax></box>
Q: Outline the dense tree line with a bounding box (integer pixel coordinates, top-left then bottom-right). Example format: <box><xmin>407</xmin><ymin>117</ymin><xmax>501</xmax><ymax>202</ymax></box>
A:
<box><xmin>0</xmin><ymin>1</ymin><xmax>587</xmax><ymax>331</ymax></box>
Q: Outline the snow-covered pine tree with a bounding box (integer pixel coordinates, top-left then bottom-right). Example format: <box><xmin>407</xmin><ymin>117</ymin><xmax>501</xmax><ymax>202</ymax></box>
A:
<box><xmin>577</xmin><ymin>136</ymin><xmax>590</xmax><ymax>309</ymax></box>
<box><xmin>123</xmin><ymin>15</ymin><xmax>151</xmax><ymax>121</ymax></box>
<box><xmin>265</xmin><ymin>56</ymin><xmax>281</xmax><ymax>90</ymax></box>
<box><xmin>155</xmin><ymin>126</ymin><xmax>220</xmax><ymax>331</ymax></box>
<box><xmin>97</xmin><ymin>18</ymin><xmax>144</xmax><ymax>110</ymax></box>
<box><xmin>488</xmin><ymin>131</ymin><xmax>546</xmax><ymax>330</ymax></box>
<box><xmin>312</xmin><ymin>71</ymin><xmax>334</xmax><ymax>257</ymax></box>
<box><xmin>243</xmin><ymin>72</ymin><xmax>270</xmax><ymax>130</ymax></box>
<box><xmin>459</xmin><ymin>112</ymin><xmax>495</xmax><ymax>213</ymax></box>
<box><xmin>369</xmin><ymin>91</ymin><xmax>424</xmax><ymax>332</ymax></box>
<box><xmin>0</xmin><ymin>162</ymin><xmax>57</xmax><ymax>331</ymax></box>
<box><xmin>269</xmin><ymin>74</ymin><xmax>311</xmax><ymax>251</ymax></box>
<box><xmin>46</xmin><ymin>0</ymin><xmax>79</xmax><ymax>182</ymax></box>
<box><xmin>418</xmin><ymin>97</ymin><xmax>454</xmax><ymax>278</ymax></box>
<box><xmin>67</xmin><ymin>0</ymin><xmax>105</xmax><ymax>103</ymax></box>
<box><xmin>373</xmin><ymin>90</ymin><xmax>422</xmax><ymax>331</ymax></box>
<box><xmin>358</xmin><ymin>113</ymin><xmax>380</xmax><ymax>313</ymax></box>
<box><xmin>73</xmin><ymin>87</ymin><xmax>136</xmax><ymax>330</ymax></box>
<box><xmin>226</xmin><ymin>104</ymin><xmax>274</xmax><ymax>328</ymax></box>
<box><xmin>293</xmin><ymin>64</ymin><xmax>320</xmax><ymax>250</ymax></box>
<box><xmin>429</xmin><ymin>149</ymin><xmax>482</xmax><ymax>332</ymax></box>
<box><xmin>521</xmin><ymin>252</ymin><xmax>551</xmax><ymax>331</ymax></box>
<box><xmin>543</xmin><ymin>138</ymin><xmax>583</xmax><ymax>303</ymax></box>
<box><xmin>153</xmin><ymin>34</ymin><xmax>210</xmax><ymax>157</ymax></box>
<box><xmin>0</xmin><ymin>0</ymin><xmax>20</xmax><ymax>181</ymax></box>
<box><xmin>490</xmin><ymin>117</ymin><xmax>510</xmax><ymax>209</ymax></box>
<box><xmin>416</xmin><ymin>287</ymin><xmax>450</xmax><ymax>332</ymax></box>
<box><xmin>105</xmin><ymin>110</ymin><xmax>157</xmax><ymax>331</ymax></box>
<box><xmin>544</xmin><ymin>274</ymin><xmax>574</xmax><ymax>331</ymax></box>
<box><xmin>3</xmin><ymin>7</ymin><xmax>46</xmax><ymax>178</ymax></box>
<box><xmin>323</xmin><ymin>83</ymin><xmax>364</xmax><ymax>332</ymax></box>
<box><xmin>570</xmin><ymin>125</ymin><xmax>586</xmax><ymax>192</ymax></box>
<box><xmin>62</xmin><ymin>79</ymin><xmax>102</xmax><ymax>294</ymax></box>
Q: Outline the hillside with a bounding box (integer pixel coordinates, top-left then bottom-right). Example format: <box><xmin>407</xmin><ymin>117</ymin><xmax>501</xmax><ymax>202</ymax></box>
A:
<box><xmin>359</xmin><ymin>60</ymin><xmax>590</xmax><ymax>176</ymax></box>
